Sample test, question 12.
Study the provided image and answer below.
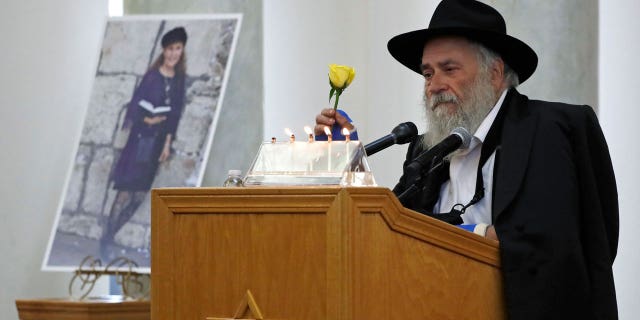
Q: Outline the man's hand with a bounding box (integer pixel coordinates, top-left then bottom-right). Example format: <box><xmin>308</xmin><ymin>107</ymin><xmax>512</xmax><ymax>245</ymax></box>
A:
<box><xmin>485</xmin><ymin>225</ymin><xmax>499</xmax><ymax>242</ymax></box>
<box><xmin>314</xmin><ymin>108</ymin><xmax>354</xmax><ymax>135</ymax></box>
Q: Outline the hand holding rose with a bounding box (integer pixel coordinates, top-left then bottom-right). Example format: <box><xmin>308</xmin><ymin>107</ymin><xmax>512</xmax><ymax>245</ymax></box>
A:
<box><xmin>314</xmin><ymin>108</ymin><xmax>354</xmax><ymax>136</ymax></box>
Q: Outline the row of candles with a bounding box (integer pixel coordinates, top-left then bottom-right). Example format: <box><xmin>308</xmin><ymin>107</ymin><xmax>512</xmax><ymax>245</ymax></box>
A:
<box><xmin>274</xmin><ymin>126</ymin><xmax>351</xmax><ymax>143</ymax></box>
<box><xmin>268</xmin><ymin>126</ymin><xmax>353</xmax><ymax>171</ymax></box>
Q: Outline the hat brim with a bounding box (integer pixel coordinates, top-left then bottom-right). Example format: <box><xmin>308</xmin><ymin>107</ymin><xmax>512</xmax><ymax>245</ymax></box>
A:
<box><xmin>387</xmin><ymin>27</ymin><xmax>538</xmax><ymax>84</ymax></box>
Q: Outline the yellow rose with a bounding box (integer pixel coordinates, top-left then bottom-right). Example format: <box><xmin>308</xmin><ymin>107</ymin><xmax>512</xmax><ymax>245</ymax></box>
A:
<box><xmin>329</xmin><ymin>64</ymin><xmax>356</xmax><ymax>89</ymax></box>
<box><xmin>328</xmin><ymin>64</ymin><xmax>355</xmax><ymax>110</ymax></box>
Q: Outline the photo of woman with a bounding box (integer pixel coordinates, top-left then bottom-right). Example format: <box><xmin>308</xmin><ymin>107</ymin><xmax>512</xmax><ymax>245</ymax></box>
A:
<box><xmin>100</xmin><ymin>27</ymin><xmax>188</xmax><ymax>257</ymax></box>
<box><xmin>43</xmin><ymin>16</ymin><xmax>246</xmax><ymax>271</ymax></box>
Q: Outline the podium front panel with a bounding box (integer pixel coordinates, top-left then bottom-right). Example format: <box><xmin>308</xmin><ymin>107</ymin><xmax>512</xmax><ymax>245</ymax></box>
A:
<box><xmin>152</xmin><ymin>187</ymin><xmax>504</xmax><ymax>319</ymax></box>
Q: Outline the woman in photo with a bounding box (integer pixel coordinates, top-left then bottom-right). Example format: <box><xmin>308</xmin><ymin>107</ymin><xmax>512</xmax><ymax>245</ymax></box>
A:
<box><xmin>101</xmin><ymin>26</ymin><xmax>188</xmax><ymax>257</ymax></box>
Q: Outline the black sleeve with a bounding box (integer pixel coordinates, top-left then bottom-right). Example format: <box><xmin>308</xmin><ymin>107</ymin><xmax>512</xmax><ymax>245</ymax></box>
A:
<box><xmin>581</xmin><ymin>106</ymin><xmax>619</xmax><ymax>262</ymax></box>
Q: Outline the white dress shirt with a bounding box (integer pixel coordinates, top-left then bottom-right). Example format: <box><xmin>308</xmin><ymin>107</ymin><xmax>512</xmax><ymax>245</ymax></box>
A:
<box><xmin>433</xmin><ymin>89</ymin><xmax>508</xmax><ymax>226</ymax></box>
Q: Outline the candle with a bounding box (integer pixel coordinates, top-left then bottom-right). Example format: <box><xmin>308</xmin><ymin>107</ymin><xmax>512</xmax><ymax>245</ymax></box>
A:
<box><xmin>342</xmin><ymin>127</ymin><xmax>351</xmax><ymax>164</ymax></box>
<box><xmin>284</xmin><ymin>128</ymin><xmax>294</xmax><ymax>169</ymax></box>
<box><xmin>304</xmin><ymin>126</ymin><xmax>314</xmax><ymax>142</ymax></box>
<box><xmin>303</xmin><ymin>126</ymin><xmax>315</xmax><ymax>171</ymax></box>
<box><xmin>323</xmin><ymin>126</ymin><xmax>332</xmax><ymax>143</ymax></box>
<box><xmin>323</xmin><ymin>126</ymin><xmax>332</xmax><ymax>171</ymax></box>
<box><xmin>342</xmin><ymin>127</ymin><xmax>351</xmax><ymax>142</ymax></box>
<box><xmin>284</xmin><ymin>128</ymin><xmax>295</xmax><ymax>143</ymax></box>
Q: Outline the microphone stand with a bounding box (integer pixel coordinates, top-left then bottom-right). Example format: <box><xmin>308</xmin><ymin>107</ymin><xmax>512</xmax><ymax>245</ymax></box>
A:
<box><xmin>396</xmin><ymin>154</ymin><xmax>444</xmax><ymax>206</ymax></box>
<box><xmin>396</xmin><ymin>155</ymin><xmax>465</xmax><ymax>225</ymax></box>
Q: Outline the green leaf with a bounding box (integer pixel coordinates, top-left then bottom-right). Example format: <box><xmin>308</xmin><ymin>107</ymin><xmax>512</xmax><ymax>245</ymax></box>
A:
<box><xmin>329</xmin><ymin>88</ymin><xmax>335</xmax><ymax>102</ymax></box>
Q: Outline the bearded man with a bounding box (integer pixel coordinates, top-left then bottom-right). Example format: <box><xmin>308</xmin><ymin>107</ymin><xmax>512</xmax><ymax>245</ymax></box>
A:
<box><xmin>314</xmin><ymin>0</ymin><xmax>618</xmax><ymax>319</ymax></box>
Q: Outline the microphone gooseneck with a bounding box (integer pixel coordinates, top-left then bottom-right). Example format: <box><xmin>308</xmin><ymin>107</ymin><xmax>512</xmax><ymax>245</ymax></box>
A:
<box><xmin>364</xmin><ymin>122</ymin><xmax>418</xmax><ymax>156</ymax></box>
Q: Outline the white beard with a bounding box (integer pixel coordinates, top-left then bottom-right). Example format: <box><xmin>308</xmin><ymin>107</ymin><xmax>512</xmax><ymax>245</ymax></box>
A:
<box><xmin>422</xmin><ymin>70</ymin><xmax>499</xmax><ymax>150</ymax></box>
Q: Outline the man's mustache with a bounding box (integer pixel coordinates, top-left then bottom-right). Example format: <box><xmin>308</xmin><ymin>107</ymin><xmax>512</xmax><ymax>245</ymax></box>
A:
<box><xmin>428</xmin><ymin>93</ymin><xmax>460</xmax><ymax>110</ymax></box>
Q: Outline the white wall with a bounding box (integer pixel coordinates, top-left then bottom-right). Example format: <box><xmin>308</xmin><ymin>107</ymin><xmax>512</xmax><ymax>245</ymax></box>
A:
<box><xmin>0</xmin><ymin>1</ymin><xmax>109</xmax><ymax>319</ymax></box>
<box><xmin>599</xmin><ymin>1</ymin><xmax>640</xmax><ymax>319</ymax></box>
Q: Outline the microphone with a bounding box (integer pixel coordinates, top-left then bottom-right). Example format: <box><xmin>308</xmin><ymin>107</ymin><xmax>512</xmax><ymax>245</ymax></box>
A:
<box><xmin>408</xmin><ymin>127</ymin><xmax>472</xmax><ymax>170</ymax></box>
<box><xmin>364</xmin><ymin>122</ymin><xmax>418</xmax><ymax>156</ymax></box>
<box><xmin>397</xmin><ymin>127</ymin><xmax>472</xmax><ymax>204</ymax></box>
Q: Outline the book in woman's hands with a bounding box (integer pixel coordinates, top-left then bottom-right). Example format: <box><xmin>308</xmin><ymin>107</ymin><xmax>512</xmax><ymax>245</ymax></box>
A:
<box><xmin>139</xmin><ymin>99</ymin><xmax>171</xmax><ymax>114</ymax></box>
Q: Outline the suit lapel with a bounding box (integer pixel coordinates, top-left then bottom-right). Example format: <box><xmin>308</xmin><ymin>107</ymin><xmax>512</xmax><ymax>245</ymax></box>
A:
<box><xmin>492</xmin><ymin>89</ymin><xmax>538</xmax><ymax>221</ymax></box>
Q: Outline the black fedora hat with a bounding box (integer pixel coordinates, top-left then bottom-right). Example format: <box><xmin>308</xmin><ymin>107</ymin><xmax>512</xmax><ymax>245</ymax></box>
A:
<box><xmin>387</xmin><ymin>0</ymin><xmax>538</xmax><ymax>84</ymax></box>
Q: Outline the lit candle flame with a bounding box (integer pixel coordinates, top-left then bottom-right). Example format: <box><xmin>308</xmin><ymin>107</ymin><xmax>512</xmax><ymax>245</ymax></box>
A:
<box><xmin>323</xmin><ymin>126</ymin><xmax>332</xmax><ymax>143</ymax></box>
<box><xmin>304</xmin><ymin>126</ymin><xmax>314</xmax><ymax>142</ymax></box>
<box><xmin>342</xmin><ymin>127</ymin><xmax>351</xmax><ymax>142</ymax></box>
<box><xmin>284</xmin><ymin>128</ymin><xmax>295</xmax><ymax>142</ymax></box>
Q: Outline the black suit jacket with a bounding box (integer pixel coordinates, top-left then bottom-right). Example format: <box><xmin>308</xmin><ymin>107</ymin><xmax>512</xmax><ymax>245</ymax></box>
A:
<box><xmin>394</xmin><ymin>89</ymin><xmax>619</xmax><ymax>319</ymax></box>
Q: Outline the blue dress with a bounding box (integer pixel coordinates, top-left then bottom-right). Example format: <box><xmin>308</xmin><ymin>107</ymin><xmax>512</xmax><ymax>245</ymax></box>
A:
<box><xmin>112</xmin><ymin>69</ymin><xmax>185</xmax><ymax>191</ymax></box>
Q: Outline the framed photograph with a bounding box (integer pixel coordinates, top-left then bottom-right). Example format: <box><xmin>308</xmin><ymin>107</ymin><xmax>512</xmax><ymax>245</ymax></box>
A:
<box><xmin>42</xmin><ymin>14</ymin><xmax>242</xmax><ymax>272</ymax></box>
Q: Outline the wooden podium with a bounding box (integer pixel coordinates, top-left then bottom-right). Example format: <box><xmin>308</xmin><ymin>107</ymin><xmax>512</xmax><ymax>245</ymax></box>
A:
<box><xmin>151</xmin><ymin>187</ymin><xmax>505</xmax><ymax>319</ymax></box>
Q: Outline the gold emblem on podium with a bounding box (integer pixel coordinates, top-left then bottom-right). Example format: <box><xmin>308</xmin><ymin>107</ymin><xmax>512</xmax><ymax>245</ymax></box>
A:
<box><xmin>207</xmin><ymin>290</ymin><xmax>264</xmax><ymax>320</ymax></box>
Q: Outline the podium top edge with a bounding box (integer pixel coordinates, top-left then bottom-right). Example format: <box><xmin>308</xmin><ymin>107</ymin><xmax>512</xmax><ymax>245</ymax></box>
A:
<box><xmin>152</xmin><ymin>186</ymin><xmax>391</xmax><ymax>195</ymax></box>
